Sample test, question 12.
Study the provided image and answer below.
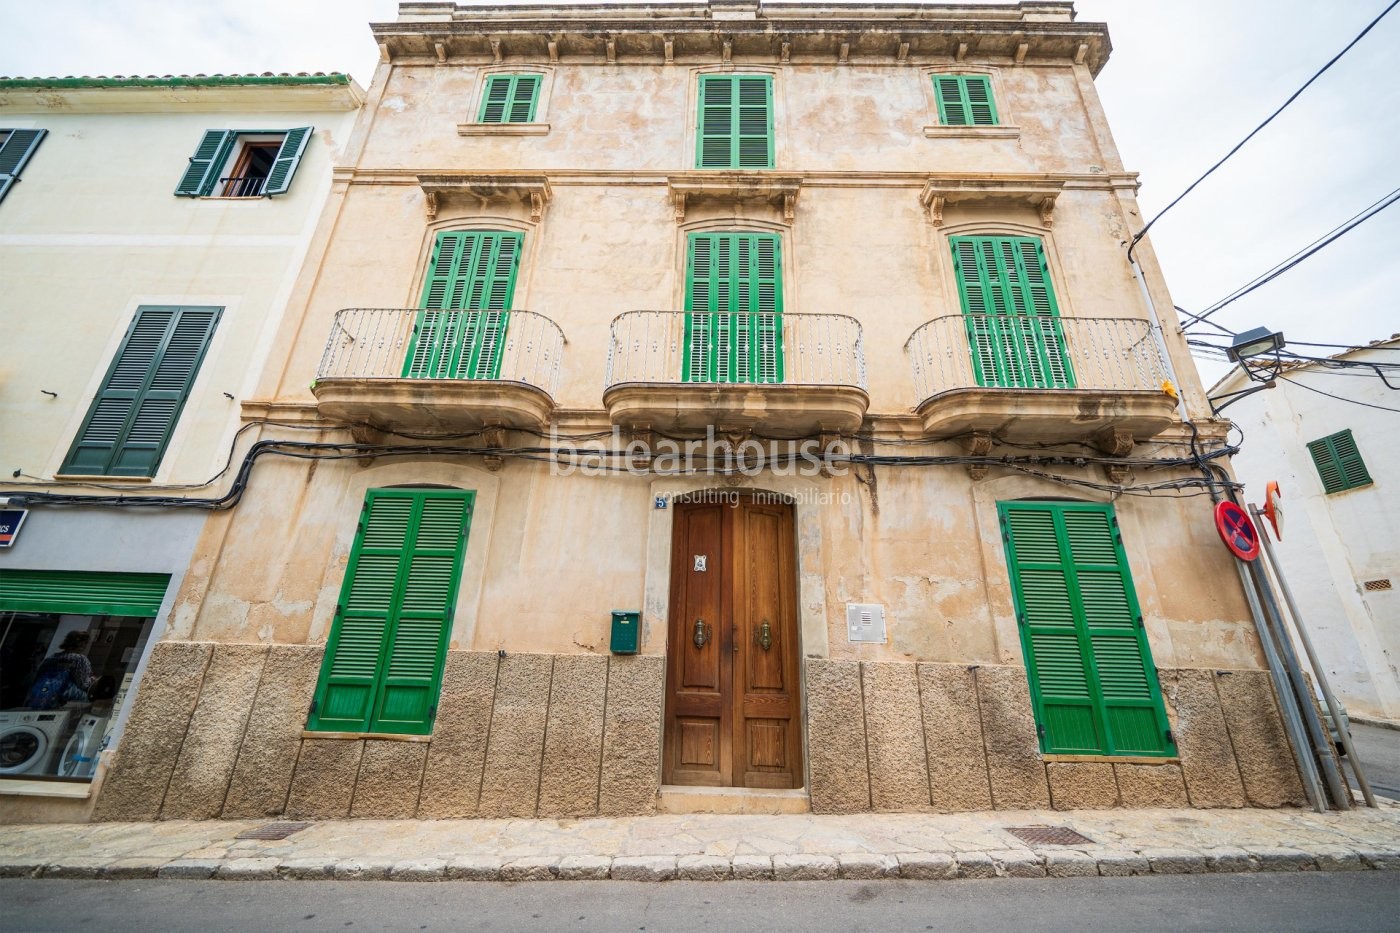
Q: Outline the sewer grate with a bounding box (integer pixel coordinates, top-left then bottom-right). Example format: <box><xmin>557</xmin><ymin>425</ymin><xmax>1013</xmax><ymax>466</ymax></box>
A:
<box><xmin>1005</xmin><ymin>825</ymin><xmax>1095</xmax><ymax>846</ymax></box>
<box><xmin>235</xmin><ymin>821</ymin><xmax>312</xmax><ymax>841</ymax></box>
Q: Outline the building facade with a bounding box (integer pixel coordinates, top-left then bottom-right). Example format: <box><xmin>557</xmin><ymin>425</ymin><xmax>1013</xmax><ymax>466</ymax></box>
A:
<box><xmin>1211</xmin><ymin>338</ymin><xmax>1400</xmax><ymax>726</ymax></box>
<box><xmin>76</xmin><ymin>1</ymin><xmax>1308</xmax><ymax>823</ymax></box>
<box><xmin>0</xmin><ymin>74</ymin><xmax>363</xmax><ymax>821</ymax></box>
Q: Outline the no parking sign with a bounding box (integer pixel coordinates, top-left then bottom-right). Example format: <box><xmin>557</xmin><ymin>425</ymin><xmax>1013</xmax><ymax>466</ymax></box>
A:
<box><xmin>1214</xmin><ymin>501</ymin><xmax>1260</xmax><ymax>561</ymax></box>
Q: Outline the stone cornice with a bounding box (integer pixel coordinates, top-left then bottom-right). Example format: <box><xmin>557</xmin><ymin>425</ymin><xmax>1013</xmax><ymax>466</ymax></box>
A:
<box><xmin>0</xmin><ymin>82</ymin><xmax>365</xmax><ymax>114</ymax></box>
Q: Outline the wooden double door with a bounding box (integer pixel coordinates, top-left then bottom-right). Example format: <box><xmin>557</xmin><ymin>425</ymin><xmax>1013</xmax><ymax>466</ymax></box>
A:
<box><xmin>664</xmin><ymin>496</ymin><xmax>803</xmax><ymax>788</ymax></box>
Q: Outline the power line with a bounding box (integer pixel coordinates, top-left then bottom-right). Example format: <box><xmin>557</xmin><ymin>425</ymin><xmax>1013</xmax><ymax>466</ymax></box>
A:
<box><xmin>1279</xmin><ymin>373</ymin><xmax>1400</xmax><ymax>413</ymax></box>
<box><xmin>1128</xmin><ymin>0</ymin><xmax>1400</xmax><ymax>260</ymax></box>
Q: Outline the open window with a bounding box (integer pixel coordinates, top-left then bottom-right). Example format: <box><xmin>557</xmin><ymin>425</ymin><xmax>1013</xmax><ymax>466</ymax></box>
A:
<box><xmin>173</xmin><ymin>127</ymin><xmax>312</xmax><ymax>198</ymax></box>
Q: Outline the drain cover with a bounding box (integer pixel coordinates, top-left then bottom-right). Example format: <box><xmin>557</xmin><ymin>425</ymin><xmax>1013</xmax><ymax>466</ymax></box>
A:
<box><xmin>235</xmin><ymin>821</ymin><xmax>312</xmax><ymax>841</ymax></box>
<box><xmin>1005</xmin><ymin>825</ymin><xmax>1095</xmax><ymax>846</ymax></box>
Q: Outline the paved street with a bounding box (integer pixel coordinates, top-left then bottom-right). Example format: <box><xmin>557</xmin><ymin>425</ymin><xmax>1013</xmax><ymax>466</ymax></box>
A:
<box><xmin>1349</xmin><ymin>723</ymin><xmax>1400</xmax><ymax>801</ymax></box>
<box><xmin>5</xmin><ymin>874</ymin><xmax>1400</xmax><ymax>932</ymax></box>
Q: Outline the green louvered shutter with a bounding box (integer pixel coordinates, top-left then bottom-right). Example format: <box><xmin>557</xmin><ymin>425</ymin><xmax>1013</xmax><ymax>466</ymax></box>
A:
<box><xmin>404</xmin><ymin>231</ymin><xmax>522</xmax><ymax>380</ymax></box>
<box><xmin>309</xmin><ymin>489</ymin><xmax>473</xmax><ymax>735</ymax></box>
<box><xmin>697</xmin><ymin>74</ymin><xmax>773</xmax><ymax>169</ymax></box>
<box><xmin>0</xmin><ymin>570</ymin><xmax>170</xmax><ymax>617</ymax></box>
<box><xmin>175</xmin><ymin>130</ymin><xmax>235</xmax><ymax>197</ymax></box>
<box><xmin>934</xmin><ymin>75</ymin><xmax>999</xmax><ymax>126</ymax></box>
<box><xmin>1306</xmin><ymin>430</ymin><xmax>1373</xmax><ymax>494</ymax></box>
<box><xmin>1000</xmin><ymin>501</ymin><xmax>1175</xmax><ymax>757</ymax></box>
<box><xmin>0</xmin><ymin>128</ymin><xmax>48</xmax><ymax>205</ymax></box>
<box><xmin>62</xmin><ymin>306</ymin><xmax>221</xmax><ymax>477</ymax></box>
<box><xmin>478</xmin><ymin>74</ymin><xmax>541</xmax><ymax>123</ymax></box>
<box><xmin>950</xmin><ymin>236</ymin><xmax>1074</xmax><ymax>390</ymax></box>
<box><xmin>263</xmin><ymin>126</ymin><xmax>312</xmax><ymax>196</ymax></box>
<box><xmin>683</xmin><ymin>232</ymin><xmax>783</xmax><ymax>383</ymax></box>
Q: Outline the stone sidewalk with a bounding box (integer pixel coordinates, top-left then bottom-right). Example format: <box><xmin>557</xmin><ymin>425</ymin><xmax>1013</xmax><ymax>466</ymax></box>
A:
<box><xmin>3</xmin><ymin>805</ymin><xmax>1399</xmax><ymax>882</ymax></box>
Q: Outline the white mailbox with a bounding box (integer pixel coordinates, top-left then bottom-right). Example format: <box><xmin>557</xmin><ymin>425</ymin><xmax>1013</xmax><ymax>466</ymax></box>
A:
<box><xmin>846</xmin><ymin>603</ymin><xmax>887</xmax><ymax>644</ymax></box>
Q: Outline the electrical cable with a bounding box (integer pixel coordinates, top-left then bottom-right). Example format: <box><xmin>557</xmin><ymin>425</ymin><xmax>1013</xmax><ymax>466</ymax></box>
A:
<box><xmin>1277</xmin><ymin>374</ymin><xmax>1400</xmax><ymax>413</ymax></box>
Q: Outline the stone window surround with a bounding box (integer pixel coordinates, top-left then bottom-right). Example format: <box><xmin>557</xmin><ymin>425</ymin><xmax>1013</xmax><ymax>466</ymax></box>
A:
<box><xmin>927</xmin><ymin>219</ymin><xmax>1073</xmax><ymax>324</ymax></box>
<box><xmin>457</xmin><ymin>64</ymin><xmax>556</xmax><ymax>136</ymax></box>
<box><xmin>920</xmin><ymin>65</ymin><xmax>1020</xmax><ymax>140</ymax></box>
<box><xmin>405</xmin><ymin>214</ymin><xmax>540</xmax><ymax>311</ymax></box>
<box><xmin>683</xmin><ymin>64</ymin><xmax>783</xmax><ymax>172</ymax></box>
<box><xmin>670</xmin><ymin>215</ymin><xmax>797</xmax><ymax>312</ymax></box>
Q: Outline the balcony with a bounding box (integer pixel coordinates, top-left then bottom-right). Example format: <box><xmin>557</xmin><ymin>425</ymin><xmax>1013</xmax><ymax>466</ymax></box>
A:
<box><xmin>905</xmin><ymin>314</ymin><xmax>1177</xmax><ymax>450</ymax></box>
<box><xmin>604</xmin><ymin>311</ymin><xmax>868</xmax><ymax>436</ymax></box>
<box><xmin>312</xmin><ymin>308</ymin><xmax>563</xmax><ymax>438</ymax></box>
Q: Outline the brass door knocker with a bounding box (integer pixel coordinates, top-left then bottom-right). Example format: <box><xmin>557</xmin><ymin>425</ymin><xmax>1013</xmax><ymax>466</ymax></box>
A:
<box><xmin>693</xmin><ymin>618</ymin><xmax>711</xmax><ymax>649</ymax></box>
<box><xmin>756</xmin><ymin>619</ymin><xmax>773</xmax><ymax>651</ymax></box>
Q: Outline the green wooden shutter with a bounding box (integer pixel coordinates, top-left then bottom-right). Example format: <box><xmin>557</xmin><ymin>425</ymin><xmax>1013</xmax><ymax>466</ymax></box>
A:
<box><xmin>478</xmin><ymin>74</ymin><xmax>541</xmax><ymax>123</ymax></box>
<box><xmin>175</xmin><ymin>130</ymin><xmax>235</xmax><ymax>197</ymax></box>
<box><xmin>1306</xmin><ymin>429</ymin><xmax>1373</xmax><ymax>494</ymax></box>
<box><xmin>404</xmin><ymin>231</ymin><xmax>522</xmax><ymax>380</ymax></box>
<box><xmin>683</xmin><ymin>232</ymin><xmax>783</xmax><ymax>383</ymax></box>
<box><xmin>62</xmin><ymin>306</ymin><xmax>221</xmax><ymax>477</ymax></box>
<box><xmin>949</xmin><ymin>236</ymin><xmax>1074</xmax><ymax>390</ymax></box>
<box><xmin>0</xmin><ymin>128</ymin><xmax>47</xmax><ymax>205</ymax></box>
<box><xmin>1000</xmin><ymin>501</ymin><xmax>1176</xmax><ymax>757</ymax></box>
<box><xmin>263</xmin><ymin>126</ymin><xmax>312</xmax><ymax>196</ymax></box>
<box><xmin>309</xmin><ymin>488</ymin><xmax>472</xmax><ymax>735</ymax></box>
<box><xmin>697</xmin><ymin>75</ymin><xmax>773</xmax><ymax>169</ymax></box>
<box><xmin>934</xmin><ymin>75</ymin><xmax>999</xmax><ymax>126</ymax></box>
<box><xmin>0</xmin><ymin>570</ymin><xmax>170</xmax><ymax>617</ymax></box>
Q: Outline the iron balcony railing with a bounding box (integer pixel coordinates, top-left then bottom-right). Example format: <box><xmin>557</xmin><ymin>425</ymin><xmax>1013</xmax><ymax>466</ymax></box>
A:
<box><xmin>606</xmin><ymin>310</ymin><xmax>866</xmax><ymax>390</ymax></box>
<box><xmin>219</xmin><ymin>175</ymin><xmax>267</xmax><ymax>197</ymax></box>
<box><xmin>316</xmin><ymin>308</ymin><xmax>564</xmax><ymax>398</ymax></box>
<box><xmin>904</xmin><ymin>313</ymin><xmax>1171</xmax><ymax>402</ymax></box>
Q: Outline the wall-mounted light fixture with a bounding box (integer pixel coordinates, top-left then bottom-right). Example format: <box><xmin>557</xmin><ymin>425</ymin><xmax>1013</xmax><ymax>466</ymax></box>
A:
<box><xmin>1209</xmin><ymin>326</ymin><xmax>1287</xmax><ymax>414</ymax></box>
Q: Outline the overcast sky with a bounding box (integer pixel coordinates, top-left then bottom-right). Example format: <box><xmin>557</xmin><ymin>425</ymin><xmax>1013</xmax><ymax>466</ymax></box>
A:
<box><xmin>3</xmin><ymin>0</ymin><xmax>1397</xmax><ymax>387</ymax></box>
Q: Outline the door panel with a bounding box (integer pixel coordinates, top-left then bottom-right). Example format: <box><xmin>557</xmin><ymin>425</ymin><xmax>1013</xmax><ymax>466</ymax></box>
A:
<box><xmin>664</xmin><ymin>497</ymin><xmax>802</xmax><ymax>789</ymax></box>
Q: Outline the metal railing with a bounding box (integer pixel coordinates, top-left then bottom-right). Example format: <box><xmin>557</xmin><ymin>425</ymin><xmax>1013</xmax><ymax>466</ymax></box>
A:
<box><xmin>219</xmin><ymin>175</ymin><xmax>267</xmax><ymax>197</ymax></box>
<box><xmin>315</xmin><ymin>308</ymin><xmax>564</xmax><ymax>399</ymax></box>
<box><xmin>904</xmin><ymin>314</ymin><xmax>1171</xmax><ymax>403</ymax></box>
<box><xmin>606</xmin><ymin>310</ymin><xmax>866</xmax><ymax>390</ymax></box>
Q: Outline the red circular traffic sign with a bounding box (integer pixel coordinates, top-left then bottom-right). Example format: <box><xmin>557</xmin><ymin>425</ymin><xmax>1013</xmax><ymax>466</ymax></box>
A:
<box><xmin>1214</xmin><ymin>501</ymin><xmax>1260</xmax><ymax>561</ymax></box>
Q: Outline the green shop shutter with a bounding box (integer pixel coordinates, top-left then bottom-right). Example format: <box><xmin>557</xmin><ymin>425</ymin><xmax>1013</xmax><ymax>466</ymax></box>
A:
<box><xmin>950</xmin><ymin>236</ymin><xmax>1074</xmax><ymax>390</ymax></box>
<box><xmin>697</xmin><ymin>74</ymin><xmax>773</xmax><ymax>169</ymax></box>
<box><xmin>999</xmin><ymin>501</ymin><xmax>1176</xmax><ymax>757</ymax></box>
<box><xmin>0</xmin><ymin>128</ymin><xmax>48</xmax><ymax>205</ymax></box>
<box><xmin>308</xmin><ymin>488</ymin><xmax>473</xmax><ymax>735</ymax></box>
<box><xmin>263</xmin><ymin>126</ymin><xmax>312</xmax><ymax>196</ymax></box>
<box><xmin>478</xmin><ymin>74</ymin><xmax>541</xmax><ymax>123</ymax></box>
<box><xmin>404</xmin><ymin>230</ymin><xmax>522</xmax><ymax>380</ymax></box>
<box><xmin>174</xmin><ymin>130</ymin><xmax>235</xmax><ymax>197</ymax></box>
<box><xmin>1306</xmin><ymin>429</ymin><xmax>1373</xmax><ymax>494</ymax></box>
<box><xmin>62</xmin><ymin>306</ymin><xmax>222</xmax><ymax>477</ymax></box>
<box><xmin>683</xmin><ymin>232</ymin><xmax>783</xmax><ymax>383</ymax></box>
<box><xmin>0</xmin><ymin>570</ymin><xmax>171</xmax><ymax>617</ymax></box>
<box><xmin>934</xmin><ymin>75</ymin><xmax>999</xmax><ymax>126</ymax></box>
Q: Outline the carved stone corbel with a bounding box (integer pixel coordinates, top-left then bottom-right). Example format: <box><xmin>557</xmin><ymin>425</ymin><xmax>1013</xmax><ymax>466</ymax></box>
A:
<box><xmin>664</xmin><ymin>36</ymin><xmax>674</xmax><ymax>64</ymax></box>
<box><xmin>378</xmin><ymin>42</ymin><xmax>391</xmax><ymax>63</ymax></box>
<box><xmin>1102</xmin><ymin>464</ymin><xmax>1132</xmax><ymax>485</ymax></box>
<box><xmin>1014</xmin><ymin>42</ymin><xmax>1029</xmax><ymax>65</ymax></box>
<box><xmin>924</xmin><ymin>193</ymin><xmax>945</xmax><ymax>227</ymax></box>
<box><xmin>722</xmin><ymin>38</ymin><xmax>732</xmax><ymax>63</ymax></box>
<box><xmin>530</xmin><ymin>191</ymin><xmax>546</xmax><ymax>223</ymax></box>
<box><xmin>606</xmin><ymin>38</ymin><xmax>617</xmax><ymax>64</ymax></box>
<box><xmin>963</xmin><ymin>431</ymin><xmax>994</xmax><ymax>480</ymax></box>
<box><xmin>423</xmin><ymin>190</ymin><xmax>439</xmax><ymax>221</ymax></box>
<box><xmin>897</xmin><ymin>41</ymin><xmax>910</xmax><ymax>63</ymax></box>
<box><xmin>433</xmin><ymin>40</ymin><xmax>447</xmax><ymax>64</ymax></box>
<box><xmin>489</xmin><ymin>38</ymin><xmax>502</xmax><ymax>64</ymax></box>
<box><xmin>780</xmin><ymin>38</ymin><xmax>791</xmax><ymax>63</ymax></box>
<box><xmin>1074</xmin><ymin>43</ymin><xmax>1089</xmax><ymax>65</ymax></box>
<box><xmin>1091</xmin><ymin>426</ymin><xmax>1135</xmax><ymax>457</ymax></box>
<box><xmin>672</xmin><ymin>190</ymin><xmax>687</xmax><ymax>222</ymax></box>
<box><xmin>1038</xmin><ymin>195</ymin><xmax>1056</xmax><ymax>227</ymax></box>
<box><xmin>481</xmin><ymin>427</ymin><xmax>508</xmax><ymax>472</ymax></box>
<box><xmin>955</xmin><ymin>42</ymin><xmax>968</xmax><ymax>62</ymax></box>
<box><xmin>548</xmin><ymin>38</ymin><xmax>560</xmax><ymax>63</ymax></box>
<box><xmin>838</xmin><ymin>41</ymin><xmax>850</xmax><ymax>64</ymax></box>
<box><xmin>782</xmin><ymin>192</ymin><xmax>797</xmax><ymax>223</ymax></box>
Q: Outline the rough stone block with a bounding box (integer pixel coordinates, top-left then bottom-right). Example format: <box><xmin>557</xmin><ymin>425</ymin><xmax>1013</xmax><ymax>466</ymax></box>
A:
<box><xmin>157</xmin><ymin>859</ymin><xmax>221</xmax><ymax>880</ymax></box>
<box><xmin>918</xmin><ymin>663</ymin><xmax>993</xmax><ymax>812</ymax></box>
<box><xmin>221</xmin><ymin>644</ymin><xmax>323</xmax><ymax>818</ymax></box>
<box><xmin>861</xmin><ymin>662</ymin><xmax>931</xmax><ymax>811</ymax></box>
<box><xmin>417</xmin><ymin>651</ymin><xmax>498</xmax><ymax>819</ymax></box>
<box><xmin>1213</xmin><ymin>670</ymin><xmax>1306</xmax><ymax>807</ymax></box>
<box><xmin>731</xmin><ymin>855</ymin><xmax>773</xmax><ymax>880</ymax></box>
<box><xmin>161</xmin><ymin>644</ymin><xmax>269</xmax><ymax>820</ymax></box>
<box><xmin>598</xmin><ymin>655</ymin><xmax>665</xmax><ymax>817</ymax></box>
<box><xmin>1312</xmin><ymin>845</ymin><xmax>1365</xmax><ymax>871</ymax></box>
<box><xmin>955</xmin><ymin>852</ymin><xmax>998</xmax><ymax>879</ymax></box>
<box><xmin>332</xmin><ymin>859</ymin><xmax>393</xmax><ymax>880</ymax></box>
<box><xmin>103</xmin><ymin>858</ymin><xmax>166</xmax><ymax>879</ymax></box>
<box><xmin>478</xmin><ymin>653</ymin><xmax>553</xmax><ymax>818</ymax></box>
<box><xmin>216</xmin><ymin>857</ymin><xmax>280</xmax><ymax>880</ymax></box>
<box><xmin>611</xmin><ymin>855</ymin><xmax>677</xmax><ymax>881</ymax></box>
<box><xmin>1358</xmin><ymin>849</ymin><xmax>1400</xmax><ymax>871</ymax></box>
<box><xmin>501</xmin><ymin>857</ymin><xmax>560</xmax><ymax>881</ymax></box>
<box><xmin>390</xmin><ymin>859</ymin><xmax>446</xmax><ymax>881</ymax></box>
<box><xmin>91</xmin><ymin>641</ymin><xmax>213</xmax><ymax>821</ymax></box>
<box><xmin>41</xmin><ymin>860</ymin><xmax>106</xmax><ymax>879</ymax></box>
<box><xmin>897</xmin><ymin>852</ymin><xmax>956</xmax><ymax>880</ymax></box>
<box><xmin>1094</xmin><ymin>851</ymin><xmax>1149</xmax><ymax>876</ymax></box>
<box><xmin>1047</xmin><ymin>762</ymin><xmax>1120</xmax><ymax>810</ymax></box>
<box><xmin>0</xmin><ymin>860</ymin><xmax>40</xmax><ymax>878</ymax></box>
<box><xmin>974</xmin><ymin>665</ymin><xmax>1050</xmax><ymax>809</ymax></box>
<box><xmin>804</xmin><ymin>659</ymin><xmax>871</xmax><ymax>814</ymax></box>
<box><xmin>279</xmin><ymin>858</ymin><xmax>336</xmax><ymax>880</ymax></box>
<box><xmin>772</xmin><ymin>854</ymin><xmax>838</xmax><ymax>881</ymax></box>
<box><xmin>1143</xmin><ymin>848</ymin><xmax>1208</xmax><ymax>874</ymax></box>
<box><xmin>350</xmin><ymin>740</ymin><xmax>427</xmax><ymax>818</ymax></box>
<box><xmin>837</xmin><ymin>853</ymin><xmax>899</xmax><ymax>879</ymax></box>
<box><xmin>990</xmin><ymin>850</ymin><xmax>1044</xmax><ymax>878</ymax></box>
<box><xmin>537</xmin><ymin>654</ymin><xmax>608</xmax><ymax>818</ymax></box>
<box><xmin>557</xmin><ymin>855</ymin><xmax>613</xmax><ymax>880</ymax></box>
<box><xmin>1203</xmin><ymin>847</ymin><xmax>1256</xmax><ymax>873</ymax></box>
<box><xmin>444</xmin><ymin>856</ymin><xmax>504</xmax><ymax>881</ymax></box>
<box><xmin>677</xmin><ymin>855</ymin><xmax>732</xmax><ymax>881</ymax></box>
<box><xmin>1160</xmin><ymin>669</ymin><xmax>1247</xmax><ymax>808</ymax></box>
<box><xmin>1250</xmin><ymin>847</ymin><xmax>1315</xmax><ymax>872</ymax></box>
<box><xmin>1044</xmin><ymin>851</ymin><xmax>1097</xmax><ymax>877</ymax></box>
<box><xmin>1113</xmin><ymin>762</ymin><xmax>1189</xmax><ymax>808</ymax></box>
<box><xmin>285</xmin><ymin>739</ymin><xmax>363</xmax><ymax>819</ymax></box>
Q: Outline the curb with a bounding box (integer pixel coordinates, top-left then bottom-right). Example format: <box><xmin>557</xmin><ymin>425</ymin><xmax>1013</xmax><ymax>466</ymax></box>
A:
<box><xmin>3</xmin><ymin>846</ymin><xmax>1398</xmax><ymax>882</ymax></box>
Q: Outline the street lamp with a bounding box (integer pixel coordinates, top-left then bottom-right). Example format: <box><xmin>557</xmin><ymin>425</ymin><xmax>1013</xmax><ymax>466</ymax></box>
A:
<box><xmin>1209</xmin><ymin>326</ymin><xmax>1287</xmax><ymax>414</ymax></box>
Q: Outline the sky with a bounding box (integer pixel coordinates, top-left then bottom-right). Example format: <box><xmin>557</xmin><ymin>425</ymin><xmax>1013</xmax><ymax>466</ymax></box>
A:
<box><xmin>2</xmin><ymin>0</ymin><xmax>1397</xmax><ymax>389</ymax></box>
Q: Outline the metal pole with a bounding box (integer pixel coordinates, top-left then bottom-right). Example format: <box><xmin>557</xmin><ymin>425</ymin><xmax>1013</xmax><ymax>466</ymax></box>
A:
<box><xmin>1128</xmin><ymin>257</ymin><xmax>1190</xmax><ymax>424</ymax></box>
<box><xmin>1251</xmin><ymin>505</ymin><xmax>1378</xmax><ymax>808</ymax></box>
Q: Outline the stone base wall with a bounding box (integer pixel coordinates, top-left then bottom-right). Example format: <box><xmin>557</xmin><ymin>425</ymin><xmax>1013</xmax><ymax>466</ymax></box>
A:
<box><xmin>91</xmin><ymin>642</ymin><xmax>665</xmax><ymax>821</ymax></box>
<box><xmin>805</xmin><ymin>660</ymin><xmax>1307</xmax><ymax>814</ymax></box>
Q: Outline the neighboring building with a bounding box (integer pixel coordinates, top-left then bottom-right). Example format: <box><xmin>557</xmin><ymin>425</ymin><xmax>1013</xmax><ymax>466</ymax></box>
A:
<box><xmin>1210</xmin><ymin>337</ymin><xmax>1399</xmax><ymax>725</ymax></box>
<box><xmin>0</xmin><ymin>73</ymin><xmax>363</xmax><ymax>820</ymax></box>
<box><xmin>45</xmin><ymin>1</ymin><xmax>1310</xmax><ymax>824</ymax></box>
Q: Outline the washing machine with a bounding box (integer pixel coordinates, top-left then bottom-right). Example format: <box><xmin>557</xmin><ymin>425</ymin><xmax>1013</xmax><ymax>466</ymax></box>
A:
<box><xmin>0</xmin><ymin>709</ymin><xmax>74</xmax><ymax>776</ymax></box>
<box><xmin>57</xmin><ymin>713</ymin><xmax>110</xmax><ymax>779</ymax></box>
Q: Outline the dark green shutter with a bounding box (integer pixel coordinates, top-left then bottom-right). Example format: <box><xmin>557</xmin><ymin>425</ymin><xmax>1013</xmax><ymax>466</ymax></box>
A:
<box><xmin>175</xmin><ymin>130</ymin><xmax>235</xmax><ymax>197</ymax></box>
<box><xmin>697</xmin><ymin>75</ymin><xmax>773</xmax><ymax>169</ymax></box>
<box><xmin>934</xmin><ymin>75</ymin><xmax>999</xmax><ymax>126</ymax></box>
<box><xmin>950</xmin><ymin>236</ymin><xmax>1074</xmax><ymax>390</ymax></box>
<box><xmin>404</xmin><ymin>231</ymin><xmax>522</xmax><ymax>380</ymax></box>
<box><xmin>1306</xmin><ymin>430</ymin><xmax>1373</xmax><ymax>494</ymax></box>
<box><xmin>0</xmin><ymin>128</ymin><xmax>47</xmax><ymax>205</ymax></box>
<box><xmin>263</xmin><ymin>126</ymin><xmax>312</xmax><ymax>196</ymax></box>
<box><xmin>62</xmin><ymin>306</ymin><xmax>221</xmax><ymax>477</ymax></box>
<box><xmin>478</xmin><ymin>74</ymin><xmax>541</xmax><ymax>123</ymax></box>
<box><xmin>683</xmin><ymin>232</ymin><xmax>783</xmax><ymax>383</ymax></box>
<box><xmin>1000</xmin><ymin>501</ymin><xmax>1175</xmax><ymax>757</ymax></box>
<box><xmin>308</xmin><ymin>488</ymin><xmax>472</xmax><ymax>735</ymax></box>
<box><xmin>0</xmin><ymin>570</ymin><xmax>170</xmax><ymax>617</ymax></box>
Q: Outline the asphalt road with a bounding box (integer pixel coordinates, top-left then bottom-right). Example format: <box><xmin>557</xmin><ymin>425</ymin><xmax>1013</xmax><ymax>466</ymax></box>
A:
<box><xmin>1347</xmin><ymin>722</ymin><xmax>1400</xmax><ymax>800</ymax></box>
<box><xmin>5</xmin><ymin>874</ymin><xmax>1400</xmax><ymax>933</ymax></box>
